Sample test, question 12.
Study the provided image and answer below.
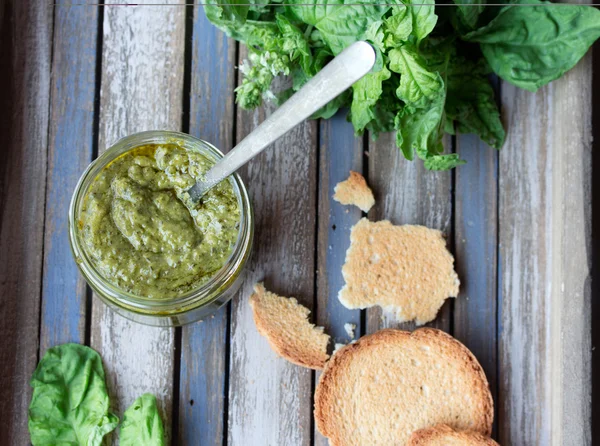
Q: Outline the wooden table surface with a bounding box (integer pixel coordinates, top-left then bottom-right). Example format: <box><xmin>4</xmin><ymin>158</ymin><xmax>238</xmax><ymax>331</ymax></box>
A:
<box><xmin>0</xmin><ymin>1</ymin><xmax>596</xmax><ymax>445</ymax></box>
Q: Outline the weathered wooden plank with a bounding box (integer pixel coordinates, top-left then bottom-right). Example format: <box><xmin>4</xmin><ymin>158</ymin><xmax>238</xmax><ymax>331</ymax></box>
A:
<box><xmin>592</xmin><ymin>41</ymin><xmax>600</xmax><ymax>446</ymax></box>
<box><xmin>0</xmin><ymin>0</ymin><xmax>52</xmax><ymax>441</ymax></box>
<box><xmin>498</xmin><ymin>51</ymin><xmax>592</xmax><ymax>444</ymax></box>
<box><xmin>316</xmin><ymin>114</ymin><xmax>364</xmax><ymax>343</ymax></box>
<box><xmin>227</xmin><ymin>48</ymin><xmax>317</xmax><ymax>446</ymax></box>
<box><xmin>90</xmin><ymin>2</ymin><xmax>185</xmax><ymax>443</ymax></box>
<box><xmin>453</xmin><ymin>134</ymin><xmax>498</xmax><ymax>435</ymax></box>
<box><xmin>178</xmin><ymin>7</ymin><xmax>236</xmax><ymax>445</ymax></box>
<box><xmin>40</xmin><ymin>0</ymin><xmax>99</xmax><ymax>352</ymax></box>
<box><xmin>366</xmin><ymin>133</ymin><xmax>453</xmax><ymax>332</ymax></box>
<box><xmin>314</xmin><ymin>113</ymin><xmax>364</xmax><ymax>446</ymax></box>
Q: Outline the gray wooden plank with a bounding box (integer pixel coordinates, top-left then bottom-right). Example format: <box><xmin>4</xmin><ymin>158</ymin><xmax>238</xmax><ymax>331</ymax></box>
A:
<box><xmin>314</xmin><ymin>113</ymin><xmax>364</xmax><ymax>446</ymax></box>
<box><xmin>178</xmin><ymin>6</ymin><xmax>236</xmax><ymax>445</ymax></box>
<box><xmin>453</xmin><ymin>134</ymin><xmax>498</xmax><ymax>436</ymax></box>
<box><xmin>90</xmin><ymin>2</ymin><xmax>186</xmax><ymax>443</ymax></box>
<box><xmin>498</xmin><ymin>49</ymin><xmax>592</xmax><ymax>445</ymax></box>
<box><xmin>227</xmin><ymin>47</ymin><xmax>317</xmax><ymax>446</ymax></box>
<box><xmin>592</xmin><ymin>39</ymin><xmax>600</xmax><ymax>446</ymax></box>
<box><xmin>366</xmin><ymin>133</ymin><xmax>453</xmax><ymax>333</ymax></box>
<box><xmin>40</xmin><ymin>0</ymin><xmax>99</xmax><ymax>352</ymax></box>
<box><xmin>0</xmin><ymin>0</ymin><xmax>53</xmax><ymax>441</ymax></box>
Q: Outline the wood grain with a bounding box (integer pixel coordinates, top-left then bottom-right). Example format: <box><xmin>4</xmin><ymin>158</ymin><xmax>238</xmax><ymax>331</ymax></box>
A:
<box><xmin>366</xmin><ymin>133</ymin><xmax>453</xmax><ymax>333</ymax></box>
<box><xmin>498</xmin><ymin>52</ymin><xmax>592</xmax><ymax>445</ymax></box>
<box><xmin>453</xmin><ymin>134</ymin><xmax>498</xmax><ymax>436</ymax></box>
<box><xmin>314</xmin><ymin>113</ymin><xmax>364</xmax><ymax>445</ymax></box>
<box><xmin>90</xmin><ymin>2</ymin><xmax>185</xmax><ymax>443</ymax></box>
<box><xmin>0</xmin><ymin>0</ymin><xmax>52</xmax><ymax>442</ymax></box>
<box><xmin>40</xmin><ymin>0</ymin><xmax>99</xmax><ymax>352</ymax></box>
<box><xmin>227</xmin><ymin>48</ymin><xmax>317</xmax><ymax>446</ymax></box>
<box><xmin>178</xmin><ymin>6</ymin><xmax>236</xmax><ymax>445</ymax></box>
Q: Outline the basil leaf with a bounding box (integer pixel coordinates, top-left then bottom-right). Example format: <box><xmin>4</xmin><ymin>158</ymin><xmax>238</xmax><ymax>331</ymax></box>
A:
<box><xmin>453</xmin><ymin>0</ymin><xmax>485</xmax><ymax>30</ymax></box>
<box><xmin>395</xmin><ymin>93</ymin><xmax>445</xmax><ymax>161</ymax></box>
<box><xmin>389</xmin><ymin>45</ymin><xmax>444</xmax><ymax>109</ymax></box>
<box><xmin>204</xmin><ymin>0</ymin><xmax>249</xmax><ymax>26</ymax></box>
<box><xmin>289</xmin><ymin>0</ymin><xmax>390</xmax><ymax>54</ymax></box>
<box><xmin>364</xmin><ymin>75</ymin><xmax>403</xmax><ymax>137</ymax></box>
<box><xmin>465</xmin><ymin>0</ymin><xmax>600</xmax><ymax>91</ymax></box>
<box><xmin>446</xmin><ymin>57</ymin><xmax>505</xmax><ymax>149</ymax></box>
<box><xmin>28</xmin><ymin>344</ymin><xmax>118</xmax><ymax>446</ymax></box>
<box><xmin>424</xmin><ymin>153</ymin><xmax>467</xmax><ymax>170</ymax></box>
<box><xmin>350</xmin><ymin>65</ymin><xmax>392</xmax><ymax>133</ymax></box>
<box><xmin>120</xmin><ymin>394</ymin><xmax>165</xmax><ymax>446</ymax></box>
<box><xmin>404</xmin><ymin>0</ymin><xmax>438</xmax><ymax>44</ymax></box>
<box><xmin>383</xmin><ymin>6</ymin><xmax>413</xmax><ymax>46</ymax></box>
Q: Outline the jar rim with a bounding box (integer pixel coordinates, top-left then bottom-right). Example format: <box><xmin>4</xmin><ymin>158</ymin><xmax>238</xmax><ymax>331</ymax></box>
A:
<box><xmin>69</xmin><ymin>130</ymin><xmax>253</xmax><ymax>316</ymax></box>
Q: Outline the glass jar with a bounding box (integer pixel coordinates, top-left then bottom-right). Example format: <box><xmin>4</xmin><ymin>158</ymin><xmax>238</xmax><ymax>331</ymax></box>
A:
<box><xmin>69</xmin><ymin>131</ymin><xmax>253</xmax><ymax>327</ymax></box>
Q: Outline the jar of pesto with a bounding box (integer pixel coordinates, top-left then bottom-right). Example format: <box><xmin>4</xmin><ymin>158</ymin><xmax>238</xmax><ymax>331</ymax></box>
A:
<box><xmin>69</xmin><ymin>131</ymin><xmax>253</xmax><ymax>326</ymax></box>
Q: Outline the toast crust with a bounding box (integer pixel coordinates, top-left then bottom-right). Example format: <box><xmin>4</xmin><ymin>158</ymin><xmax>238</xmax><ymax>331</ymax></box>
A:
<box><xmin>249</xmin><ymin>283</ymin><xmax>330</xmax><ymax>370</ymax></box>
<box><xmin>408</xmin><ymin>424</ymin><xmax>499</xmax><ymax>445</ymax></box>
<box><xmin>314</xmin><ymin>328</ymin><xmax>493</xmax><ymax>446</ymax></box>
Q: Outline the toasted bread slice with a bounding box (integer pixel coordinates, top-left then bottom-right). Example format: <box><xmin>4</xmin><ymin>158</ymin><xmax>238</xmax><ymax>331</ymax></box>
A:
<box><xmin>339</xmin><ymin>219</ymin><xmax>459</xmax><ymax>325</ymax></box>
<box><xmin>249</xmin><ymin>283</ymin><xmax>330</xmax><ymax>370</ymax></box>
<box><xmin>314</xmin><ymin>328</ymin><xmax>493</xmax><ymax>446</ymax></box>
<box><xmin>408</xmin><ymin>425</ymin><xmax>499</xmax><ymax>445</ymax></box>
<box><xmin>333</xmin><ymin>171</ymin><xmax>375</xmax><ymax>212</ymax></box>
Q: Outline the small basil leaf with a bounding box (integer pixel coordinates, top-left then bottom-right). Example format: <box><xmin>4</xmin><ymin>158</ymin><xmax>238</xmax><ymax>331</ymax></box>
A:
<box><xmin>383</xmin><ymin>6</ymin><xmax>413</xmax><ymax>46</ymax></box>
<box><xmin>389</xmin><ymin>45</ymin><xmax>444</xmax><ymax>109</ymax></box>
<box><xmin>453</xmin><ymin>0</ymin><xmax>485</xmax><ymax>30</ymax></box>
<box><xmin>120</xmin><ymin>394</ymin><xmax>165</xmax><ymax>446</ymax></box>
<box><xmin>350</xmin><ymin>65</ymin><xmax>392</xmax><ymax>133</ymax></box>
<box><xmin>204</xmin><ymin>0</ymin><xmax>249</xmax><ymax>26</ymax></box>
<box><xmin>28</xmin><ymin>344</ymin><xmax>118</xmax><ymax>446</ymax></box>
<box><xmin>424</xmin><ymin>153</ymin><xmax>467</xmax><ymax>170</ymax></box>
<box><xmin>395</xmin><ymin>92</ymin><xmax>446</xmax><ymax>161</ymax></box>
<box><xmin>364</xmin><ymin>76</ymin><xmax>404</xmax><ymax>138</ymax></box>
<box><xmin>403</xmin><ymin>0</ymin><xmax>438</xmax><ymax>44</ymax></box>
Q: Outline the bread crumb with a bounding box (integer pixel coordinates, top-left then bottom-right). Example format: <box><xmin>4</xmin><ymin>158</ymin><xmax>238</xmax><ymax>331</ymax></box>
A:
<box><xmin>344</xmin><ymin>323</ymin><xmax>356</xmax><ymax>339</ymax></box>
<box><xmin>338</xmin><ymin>219</ymin><xmax>459</xmax><ymax>325</ymax></box>
<box><xmin>333</xmin><ymin>171</ymin><xmax>375</xmax><ymax>213</ymax></box>
<box><xmin>249</xmin><ymin>283</ymin><xmax>330</xmax><ymax>370</ymax></box>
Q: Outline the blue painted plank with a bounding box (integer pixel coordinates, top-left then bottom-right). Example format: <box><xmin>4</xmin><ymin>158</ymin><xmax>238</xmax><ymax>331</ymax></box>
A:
<box><xmin>316</xmin><ymin>112</ymin><xmax>363</xmax><ymax>343</ymax></box>
<box><xmin>314</xmin><ymin>112</ymin><xmax>364</xmax><ymax>446</ymax></box>
<box><xmin>40</xmin><ymin>1</ymin><xmax>99</xmax><ymax>351</ymax></box>
<box><xmin>179</xmin><ymin>7</ymin><xmax>236</xmax><ymax>446</ymax></box>
<box><xmin>453</xmin><ymin>134</ymin><xmax>498</xmax><ymax>437</ymax></box>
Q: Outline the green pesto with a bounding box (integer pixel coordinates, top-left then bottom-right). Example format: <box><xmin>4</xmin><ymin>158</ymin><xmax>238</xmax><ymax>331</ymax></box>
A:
<box><xmin>80</xmin><ymin>143</ymin><xmax>240</xmax><ymax>298</ymax></box>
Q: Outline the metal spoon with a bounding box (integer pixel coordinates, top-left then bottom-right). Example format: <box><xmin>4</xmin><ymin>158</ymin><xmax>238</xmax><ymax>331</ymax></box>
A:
<box><xmin>186</xmin><ymin>41</ymin><xmax>376</xmax><ymax>203</ymax></box>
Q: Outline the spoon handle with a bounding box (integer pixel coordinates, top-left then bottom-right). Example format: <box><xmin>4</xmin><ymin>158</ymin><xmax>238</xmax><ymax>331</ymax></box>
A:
<box><xmin>201</xmin><ymin>41</ymin><xmax>375</xmax><ymax>189</ymax></box>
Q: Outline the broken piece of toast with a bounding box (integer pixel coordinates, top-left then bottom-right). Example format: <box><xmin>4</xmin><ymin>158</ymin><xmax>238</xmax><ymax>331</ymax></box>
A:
<box><xmin>249</xmin><ymin>283</ymin><xmax>330</xmax><ymax>370</ymax></box>
<box><xmin>339</xmin><ymin>219</ymin><xmax>459</xmax><ymax>325</ymax></box>
<box><xmin>333</xmin><ymin>171</ymin><xmax>375</xmax><ymax>213</ymax></box>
